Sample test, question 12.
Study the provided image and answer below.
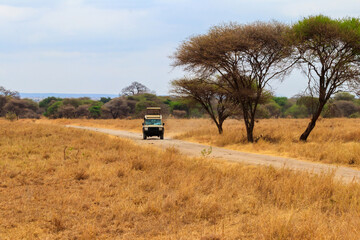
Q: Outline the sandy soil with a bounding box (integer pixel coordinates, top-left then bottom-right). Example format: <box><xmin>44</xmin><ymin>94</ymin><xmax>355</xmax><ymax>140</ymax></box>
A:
<box><xmin>67</xmin><ymin>125</ymin><xmax>360</xmax><ymax>183</ymax></box>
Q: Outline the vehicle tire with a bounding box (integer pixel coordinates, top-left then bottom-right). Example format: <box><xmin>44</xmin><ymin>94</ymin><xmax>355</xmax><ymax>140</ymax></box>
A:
<box><xmin>160</xmin><ymin>133</ymin><xmax>164</xmax><ymax>140</ymax></box>
<box><xmin>143</xmin><ymin>133</ymin><xmax>147</xmax><ymax>140</ymax></box>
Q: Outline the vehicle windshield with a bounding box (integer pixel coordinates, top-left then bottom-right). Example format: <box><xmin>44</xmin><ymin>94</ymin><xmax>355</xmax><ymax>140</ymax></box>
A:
<box><xmin>145</xmin><ymin>119</ymin><xmax>162</xmax><ymax>125</ymax></box>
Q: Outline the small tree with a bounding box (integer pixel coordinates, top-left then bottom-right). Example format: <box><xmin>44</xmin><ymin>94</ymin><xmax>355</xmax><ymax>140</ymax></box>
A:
<box><xmin>89</xmin><ymin>102</ymin><xmax>103</xmax><ymax>119</ymax></box>
<box><xmin>172</xmin><ymin>77</ymin><xmax>233</xmax><ymax>134</ymax></box>
<box><xmin>121</xmin><ymin>82</ymin><xmax>150</xmax><ymax>96</ymax></box>
<box><xmin>100</xmin><ymin>97</ymin><xmax>111</xmax><ymax>104</ymax></box>
<box><xmin>293</xmin><ymin>15</ymin><xmax>360</xmax><ymax>141</ymax></box>
<box><xmin>0</xmin><ymin>86</ymin><xmax>19</xmax><ymax>98</ymax></box>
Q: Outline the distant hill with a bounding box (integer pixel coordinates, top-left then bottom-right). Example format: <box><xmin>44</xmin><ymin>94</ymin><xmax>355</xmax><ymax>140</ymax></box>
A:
<box><xmin>20</xmin><ymin>93</ymin><xmax>118</xmax><ymax>102</ymax></box>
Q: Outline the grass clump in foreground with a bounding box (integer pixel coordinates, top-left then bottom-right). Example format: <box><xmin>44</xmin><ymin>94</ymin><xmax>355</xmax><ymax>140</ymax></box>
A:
<box><xmin>2</xmin><ymin>120</ymin><xmax>360</xmax><ymax>239</ymax></box>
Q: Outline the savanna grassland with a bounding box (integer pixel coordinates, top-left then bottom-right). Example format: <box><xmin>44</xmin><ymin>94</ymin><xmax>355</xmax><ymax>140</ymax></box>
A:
<box><xmin>2</xmin><ymin>119</ymin><xmax>360</xmax><ymax>239</ymax></box>
<box><xmin>1</xmin><ymin>120</ymin><xmax>360</xmax><ymax>239</ymax></box>
<box><xmin>39</xmin><ymin>118</ymin><xmax>360</xmax><ymax>167</ymax></box>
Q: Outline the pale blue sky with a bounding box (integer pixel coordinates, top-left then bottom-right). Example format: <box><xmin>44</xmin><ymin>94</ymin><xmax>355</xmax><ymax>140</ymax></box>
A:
<box><xmin>0</xmin><ymin>0</ymin><xmax>359</xmax><ymax>96</ymax></box>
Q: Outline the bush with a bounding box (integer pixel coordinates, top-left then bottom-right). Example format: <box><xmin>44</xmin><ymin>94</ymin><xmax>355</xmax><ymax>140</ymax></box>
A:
<box><xmin>349</xmin><ymin>112</ymin><xmax>360</xmax><ymax>118</ymax></box>
<box><xmin>39</xmin><ymin>97</ymin><xmax>62</xmax><ymax>109</ymax></box>
<box><xmin>5</xmin><ymin>112</ymin><xmax>17</xmax><ymax>121</ymax></box>
<box><xmin>75</xmin><ymin>104</ymin><xmax>90</xmax><ymax>118</ymax></box>
<box><xmin>273</xmin><ymin>97</ymin><xmax>288</xmax><ymax>107</ymax></box>
<box><xmin>3</xmin><ymin>98</ymin><xmax>40</xmax><ymax>119</ymax></box>
<box><xmin>284</xmin><ymin>104</ymin><xmax>308</xmax><ymax>118</ymax></box>
<box><xmin>102</xmin><ymin>97</ymin><xmax>136</xmax><ymax>119</ymax></box>
<box><xmin>173</xmin><ymin>110</ymin><xmax>187</xmax><ymax>118</ymax></box>
<box><xmin>334</xmin><ymin>92</ymin><xmax>355</xmax><ymax>101</ymax></box>
<box><xmin>89</xmin><ymin>102</ymin><xmax>103</xmax><ymax>119</ymax></box>
<box><xmin>335</xmin><ymin>101</ymin><xmax>359</xmax><ymax>117</ymax></box>
<box><xmin>58</xmin><ymin>105</ymin><xmax>76</xmax><ymax>118</ymax></box>
<box><xmin>264</xmin><ymin>101</ymin><xmax>282</xmax><ymax>118</ymax></box>
<box><xmin>45</xmin><ymin>101</ymin><xmax>63</xmax><ymax>118</ymax></box>
<box><xmin>255</xmin><ymin>105</ymin><xmax>270</xmax><ymax>119</ymax></box>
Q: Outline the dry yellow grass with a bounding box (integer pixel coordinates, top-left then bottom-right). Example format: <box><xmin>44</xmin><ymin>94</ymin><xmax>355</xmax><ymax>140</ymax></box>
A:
<box><xmin>2</xmin><ymin>120</ymin><xmax>360</xmax><ymax>239</ymax></box>
<box><xmin>174</xmin><ymin>118</ymin><xmax>360</xmax><ymax>166</ymax></box>
<box><xmin>36</xmin><ymin>118</ymin><xmax>207</xmax><ymax>136</ymax></box>
<box><xmin>37</xmin><ymin>118</ymin><xmax>360</xmax><ymax>167</ymax></box>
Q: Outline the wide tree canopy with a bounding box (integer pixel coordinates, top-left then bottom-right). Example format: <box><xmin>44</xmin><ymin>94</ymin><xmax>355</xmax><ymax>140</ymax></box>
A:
<box><xmin>173</xmin><ymin>22</ymin><xmax>295</xmax><ymax>142</ymax></box>
<box><xmin>292</xmin><ymin>15</ymin><xmax>360</xmax><ymax>141</ymax></box>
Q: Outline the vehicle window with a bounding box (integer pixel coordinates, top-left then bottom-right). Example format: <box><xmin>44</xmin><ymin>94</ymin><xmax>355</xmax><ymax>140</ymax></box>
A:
<box><xmin>146</xmin><ymin>109</ymin><xmax>161</xmax><ymax>115</ymax></box>
<box><xmin>145</xmin><ymin>119</ymin><xmax>161</xmax><ymax>125</ymax></box>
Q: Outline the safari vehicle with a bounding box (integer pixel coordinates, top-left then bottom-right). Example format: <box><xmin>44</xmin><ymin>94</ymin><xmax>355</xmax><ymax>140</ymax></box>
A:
<box><xmin>142</xmin><ymin>107</ymin><xmax>165</xmax><ymax>140</ymax></box>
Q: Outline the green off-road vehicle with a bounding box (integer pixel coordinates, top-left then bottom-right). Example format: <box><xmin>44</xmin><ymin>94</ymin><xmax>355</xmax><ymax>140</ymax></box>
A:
<box><xmin>142</xmin><ymin>107</ymin><xmax>165</xmax><ymax>140</ymax></box>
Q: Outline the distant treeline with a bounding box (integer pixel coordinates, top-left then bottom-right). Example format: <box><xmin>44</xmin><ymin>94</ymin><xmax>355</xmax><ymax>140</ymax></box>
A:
<box><xmin>0</xmin><ymin>83</ymin><xmax>204</xmax><ymax>120</ymax></box>
<box><xmin>38</xmin><ymin>94</ymin><xmax>204</xmax><ymax>119</ymax></box>
<box><xmin>258</xmin><ymin>93</ymin><xmax>360</xmax><ymax>119</ymax></box>
<box><xmin>0</xmin><ymin>84</ymin><xmax>359</xmax><ymax>120</ymax></box>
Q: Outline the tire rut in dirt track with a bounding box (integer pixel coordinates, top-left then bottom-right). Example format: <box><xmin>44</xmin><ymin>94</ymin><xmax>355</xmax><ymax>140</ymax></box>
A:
<box><xmin>66</xmin><ymin>125</ymin><xmax>360</xmax><ymax>183</ymax></box>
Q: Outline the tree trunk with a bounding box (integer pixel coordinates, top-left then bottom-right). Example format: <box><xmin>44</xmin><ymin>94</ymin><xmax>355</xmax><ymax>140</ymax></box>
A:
<box><xmin>245</xmin><ymin>123</ymin><xmax>254</xmax><ymax>142</ymax></box>
<box><xmin>299</xmin><ymin>103</ymin><xmax>325</xmax><ymax>141</ymax></box>
<box><xmin>218</xmin><ymin>125</ymin><xmax>223</xmax><ymax>134</ymax></box>
<box><xmin>110</xmin><ymin>111</ymin><xmax>117</xmax><ymax>119</ymax></box>
<box><xmin>299</xmin><ymin>118</ymin><xmax>317</xmax><ymax>141</ymax></box>
<box><xmin>243</xmin><ymin>111</ymin><xmax>254</xmax><ymax>143</ymax></box>
<box><xmin>217</xmin><ymin>121</ymin><xmax>223</xmax><ymax>134</ymax></box>
<box><xmin>212</xmin><ymin>120</ymin><xmax>223</xmax><ymax>134</ymax></box>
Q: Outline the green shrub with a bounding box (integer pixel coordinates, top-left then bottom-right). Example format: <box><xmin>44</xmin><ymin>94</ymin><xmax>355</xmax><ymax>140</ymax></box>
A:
<box><xmin>349</xmin><ymin>112</ymin><xmax>360</xmax><ymax>118</ymax></box>
<box><xmin>284</xmin><ymin>104</ymin><xmax>308</xmax><ymax>118</ymax></box>
<box><xmin>5</xmin><ymin>112</ymin><xmax>17</xmax><ymax>121</ymax></box>
<box><xmin>89</xmin><ymin>102</ymin><xmax>103</xmax><ymax>119</ymax></box>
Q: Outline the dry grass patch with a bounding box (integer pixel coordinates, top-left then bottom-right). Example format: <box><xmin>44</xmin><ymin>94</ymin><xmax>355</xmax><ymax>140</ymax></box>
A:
<box><xmin>36</xmin><ymin>118</ymin><xmax>360</xmax><ymax>167</ymax></box>
<box><xmin>35</xmin><ymin>118</ymin><xmax>209</xmax><ymax>136</ymax></box>
<box><xmin>174</xmin><ymin>118</ymin><xmax>360</xmax><ymax>166</ymax></box>
<box><xmin>1</xmin><ymin>120</ymin><xmax>360</xmax><ymax>239</ymax></box>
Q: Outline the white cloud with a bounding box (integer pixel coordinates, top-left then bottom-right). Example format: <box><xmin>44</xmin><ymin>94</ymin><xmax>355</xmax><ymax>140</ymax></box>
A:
<box><xmin>0</xmin><ymin>0</ymin><xmax>358</xmax><ymax>95</ymax></box>
<box><xmin>0</xmin><ymin>1</ymin><xmax>163</xmax><ymax>45</ymax></box>
<box><xmin>0</xmin><ymin>5</ymin><xmax>37</xmax><ymax>22</ymax></box>
<box><xmin>37</xmin><ymin>5</ymin><xmax>152</xmax><ymax>37</ymax></box>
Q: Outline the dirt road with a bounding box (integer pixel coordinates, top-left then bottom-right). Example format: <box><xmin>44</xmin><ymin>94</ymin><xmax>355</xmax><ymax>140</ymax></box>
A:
<box><xmin>67</xmin><ymin>125</ymin><xmax>360</xmax><ymax>183</ymax></box>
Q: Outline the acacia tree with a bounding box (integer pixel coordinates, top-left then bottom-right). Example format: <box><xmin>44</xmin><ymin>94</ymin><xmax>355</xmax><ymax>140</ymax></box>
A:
<box><xmin>121</xmin><ymin>82</ymin><xmax>150</xmax><ymax>96</ymax></box>
<box><xmin>171</xmin><ymin>77</ymin><xmax>233</xmax><ymax>134</ymax></box>
<box><xmin>350</xmin><ymin>80</ymin><xmax>360</xmax><ymax>97</ymax></box>
<box><xmin>0</xmin><ymin>86</ymin><xmax>19</xmax><ymax>98</ymax></box>
<box><xmin>293</xmin><ymin>15</ymin><xmax>360</xmax><ymax>141</ymax></box>
<box><xmin>173</xmin><ymin>22</ymin><xmax>294</xmax><ymax>142</ymax></box>
<box><xmin>3</xmin><ymin>98</ymin><xmax>39</xmax><ymax>119</ymax></box>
